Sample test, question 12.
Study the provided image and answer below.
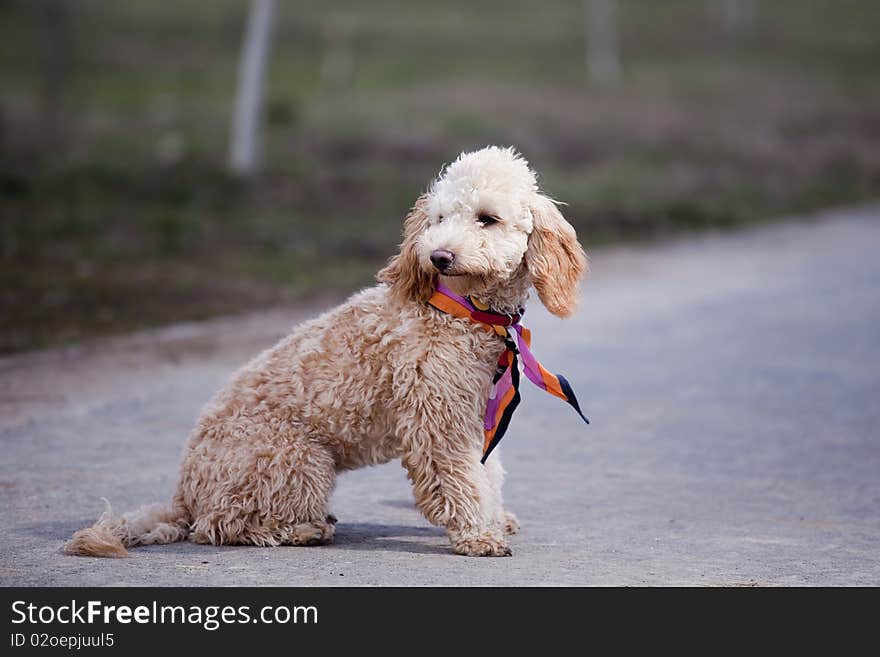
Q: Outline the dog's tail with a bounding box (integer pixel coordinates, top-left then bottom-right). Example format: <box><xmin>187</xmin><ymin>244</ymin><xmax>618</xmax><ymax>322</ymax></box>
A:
<box><xmin>64</xmin><ymin>498</ymin><xmax>190</xmax><ymax>558</ymax></box>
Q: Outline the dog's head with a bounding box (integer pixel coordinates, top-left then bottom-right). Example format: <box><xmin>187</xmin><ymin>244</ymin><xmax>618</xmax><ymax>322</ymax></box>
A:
<box><xmin>378</xmin><ymin>146</ymin><xmax>587</xmax><ymax>317</ymax></box>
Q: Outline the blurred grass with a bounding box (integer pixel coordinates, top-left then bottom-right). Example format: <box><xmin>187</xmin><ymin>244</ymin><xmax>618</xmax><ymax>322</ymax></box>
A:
<box><xmin>2</xmin><ymin>0</ymin><xmax>880</xmax><ymax>353</ymax></box>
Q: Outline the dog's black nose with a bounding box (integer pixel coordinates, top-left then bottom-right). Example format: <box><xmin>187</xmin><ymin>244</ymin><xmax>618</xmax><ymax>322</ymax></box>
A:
<box><xmin>430</xmin><ymin>250</ymin><xmax>455</xmax><ymax>272</ymax></box>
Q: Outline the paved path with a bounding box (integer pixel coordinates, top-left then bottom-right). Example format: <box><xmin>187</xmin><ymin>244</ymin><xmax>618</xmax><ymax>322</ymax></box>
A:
<box><xmin>2</xmin><ymin>206</ymin><xmax>879</xmax><ymax>586</ymax></box>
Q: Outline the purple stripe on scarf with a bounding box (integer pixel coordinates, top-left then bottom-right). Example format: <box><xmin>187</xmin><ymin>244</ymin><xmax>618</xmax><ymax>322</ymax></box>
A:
<box><xmin>484</xmin><ymin>366</ymin><xmax>513</xmax><ymax>431</ymax></box>
<box><xmin>513</xmin><ymin>325</ymin><xmax>548</xmax><ymax>391</ymax></box>
<box><xmin>434</xmin><ymin>283</ymin><xmax>475</xmax><ymax>311</ymax></box>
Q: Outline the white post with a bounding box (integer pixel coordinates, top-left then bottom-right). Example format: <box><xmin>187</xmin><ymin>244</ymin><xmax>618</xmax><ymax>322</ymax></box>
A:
<box><xmin>585</xmin><ymin>0</ymin><xmax>620</xmax><ymax>84</ymax></box>
<box><xmin>229</xmin><ymin>0</ymin><xmax>276</xmax><ymax>177</ymax></box>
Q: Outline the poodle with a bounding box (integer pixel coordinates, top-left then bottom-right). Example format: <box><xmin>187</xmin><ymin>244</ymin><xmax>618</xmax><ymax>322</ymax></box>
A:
<box><xmin>65</xmin><ymin>145</ymin><xmax>588</xmax><ymax>558</ymax></box>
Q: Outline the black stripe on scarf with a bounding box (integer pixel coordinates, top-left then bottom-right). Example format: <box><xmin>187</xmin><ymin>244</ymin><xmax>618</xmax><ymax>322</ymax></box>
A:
<box><xmin>557</xmin><ymin>374</ymin><xmax>590</xmax><ymax>425</ymax></box>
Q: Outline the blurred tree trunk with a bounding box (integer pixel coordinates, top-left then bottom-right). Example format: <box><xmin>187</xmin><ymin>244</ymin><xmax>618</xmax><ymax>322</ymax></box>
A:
<box><xmin>584</xmin><ymin>0</ymin><xmax>620</xmax><ymax>85</ymax></box>
<box><xmin>229</xmin><ymin>0</ymin><xmax>276</xmax><ymax>177</ymax></box>
<box><xmin>321</xmin><ymin>18</ymin><xmax>355</xmax><ymax>95</ymax></box>
<box><xmin>708</xmin><ymin>0</ymin><xmax>754</xmax><ymax>36</ymax></box>
<box><xmin>40</xmin><ymin>0</ymin><xmax>74</xmax><ymax>152</ymax></box>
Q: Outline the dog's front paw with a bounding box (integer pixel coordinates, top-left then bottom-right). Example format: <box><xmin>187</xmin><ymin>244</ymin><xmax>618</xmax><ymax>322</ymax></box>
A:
<box><xmin>451</xmin><ymin>532</ymin><xmax>512</xmax><ymax>557</ymax></box>
<box><xmin>501</xmin><ymin>511</ymin><xmax>520</xmax><ymax>535</ymax></box>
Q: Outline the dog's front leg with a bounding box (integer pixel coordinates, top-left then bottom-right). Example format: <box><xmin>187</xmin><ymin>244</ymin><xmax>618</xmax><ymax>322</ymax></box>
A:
<box><xmin>401</xmin><ymin>431</ymin><xmax>511</xmax><ymax>557</ymax></box>
<box><xmin>483</xmin><ymin>453</ymin><xmax>519</xmax><ymax>535</ymax></box>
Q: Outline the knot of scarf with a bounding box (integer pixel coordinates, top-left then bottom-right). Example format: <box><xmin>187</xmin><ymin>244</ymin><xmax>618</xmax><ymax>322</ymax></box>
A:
<box><xmin>427</xmin><ymin>283</ymin><xmax>589</xmax><ymax>462</ymax></box>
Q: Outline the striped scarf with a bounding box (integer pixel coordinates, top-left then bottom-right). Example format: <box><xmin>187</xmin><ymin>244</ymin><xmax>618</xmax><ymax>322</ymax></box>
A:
<box><xmin>428</xmin><ymin>283</ymin><xmax>589</xmax><ymax>463</ymax></box>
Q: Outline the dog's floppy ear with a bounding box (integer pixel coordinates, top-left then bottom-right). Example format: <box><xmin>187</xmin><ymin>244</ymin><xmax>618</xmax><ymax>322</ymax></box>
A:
<box><xmin>524</xmin><ymin>194</ymin><xmax>588</xmax><ymax>318</ymax></box>
<box><xmin>377</xmin><ymin>195</ymin><xmax>435</xmax><ymax>304</ymax></box>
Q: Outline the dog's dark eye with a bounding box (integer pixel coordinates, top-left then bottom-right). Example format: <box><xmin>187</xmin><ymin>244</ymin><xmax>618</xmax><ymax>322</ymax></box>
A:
<box><xmin>477</xmin><ymin>214</ymin><xmax>499</xmax><ymax>226</ymax></box>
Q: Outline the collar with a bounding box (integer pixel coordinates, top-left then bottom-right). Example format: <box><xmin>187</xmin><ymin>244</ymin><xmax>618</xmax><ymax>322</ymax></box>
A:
<box><xmin>428</xmin><ymin>284</ymin><xmax>522</xmax><ymax>332</ymax></box>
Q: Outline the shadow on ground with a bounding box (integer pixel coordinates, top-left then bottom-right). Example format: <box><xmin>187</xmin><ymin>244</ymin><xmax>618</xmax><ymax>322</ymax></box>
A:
<box><xmin>33</xmin><ymin>518</ymin><xmax>449</xmax><ymax>558</ymax></box>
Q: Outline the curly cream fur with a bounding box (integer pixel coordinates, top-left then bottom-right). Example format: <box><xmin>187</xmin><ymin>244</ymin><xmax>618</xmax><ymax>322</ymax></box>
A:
<box><xmin>65</xmin><ymin>146</ymin><xmax>586</xmax><ymax>558</ymax></box>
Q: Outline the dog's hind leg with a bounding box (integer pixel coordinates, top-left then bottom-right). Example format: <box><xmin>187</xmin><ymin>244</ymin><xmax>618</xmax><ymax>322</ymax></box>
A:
<box><xmin>186</xmin><ymin>438</ymin><xmax>337</xmax><ymax>547</ymax></box>
<box><xmin>273</xmin><ymin>442</ymin><xmax>338</xmax><ymax>546</ymax></box>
